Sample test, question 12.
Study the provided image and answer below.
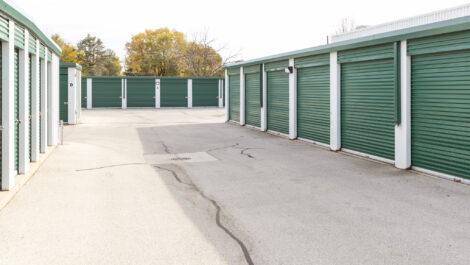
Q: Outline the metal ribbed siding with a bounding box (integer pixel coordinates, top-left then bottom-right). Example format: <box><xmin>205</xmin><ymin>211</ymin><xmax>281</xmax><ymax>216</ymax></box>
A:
<box><xmin>192</xmin><ymin>79</ymin><xmax>218</xmax><ymax>107</ymax></box>
<box><xmin>0</xmin><ymin>45</ymin><xmax>2</xmax><ymax>183</ymax></box>
<box><xmin>14</xmin><ymin>49</ymin><xmax>19</xmax><ymax>171</ymax></box>
<box><xmin>0</xmin><ymin>16</ymin><xmax>8</xmax><ymax>41</ymax></box>
<box><xmin>92</xmin><ymin>79</ymin><xmax>122</xmax><ymax>108</ymax></box>
<box><xmin>59</xmin><ymin>67</ymin><xmax>68</xmax><ymax>122</ymax></box>
<box><xmin>29</xmin><ymin>35</ymin><xmax>36</xmax><ymax>54</ymax></box>
<box><xmin>39</xmin><ymin>60</ymin><xmax>42</xmax><ymax>149</ymax></box>
<box><xmin>408</xmin><ymin>30</ymin><xmax>470</xmax><ymax>56</ymax></box>
<box><xmin>29</xmin><ymin>55</ymin><xmax>32</xmax><ymax>160</ymax></box>
<box><xmin>267</xmin><ymin>71</ymin><xmax>289</xmax><ymax>134</ymax></box>
<box><xmin>39</xmin><ymin>43</ymin><xmax>45</xmax><ymax>59</ymax></box>
<box><xmin>47</xmin><ymin>50</ymin><xmax>52</xmax><ymax>62</ymax></box>
<box><xmin>14</xmin><ymin>24</ymin><xmax>25</xmax><ymax>49</ymax></box>
<box><xmin>160</xmin><ymin>79</ymin><xmax>187</xmax><ymax>107</ymax></box>
<box><xmin>341</xmin><ymin>59</ymin><xmax>395</xmax><ymax>160</ymax></box>
<box><xmin>245</xmin><ymin>73</ymin><xmax>261</xmax><ymax>127</ymax></box>
<box><xmin>127</xmin><ymin>79</ymin><xmax>155</xmax><ymax>107</ymax></box>
<box><xmin>229</xmin><ymin>74</ymin><xmax>240</xmax><ymax>122</ymax></box>
<box><xmin>297</xmin><ymin>65</ymin><xmax>330</xmax><ymax>144</ymax></box>
<box><xmin>411</xmin><ymin>50</ymin><xmax>470</xmax><ymax>179</ymax></box>
<box><xmin>81</xmin><ymin>78</ymin><xmax>86</xmax><ymax>108</ymax></box>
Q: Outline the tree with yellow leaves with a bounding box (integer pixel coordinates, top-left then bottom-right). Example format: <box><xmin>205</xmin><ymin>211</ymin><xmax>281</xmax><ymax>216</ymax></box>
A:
<box><xmin>125</xmin><ymin>28</ymin><xmax>186</xmax><ymax>76</ymax></box>
<box><xmin>51</xmin><ymin>34</ymin><xmax>79</xmax><ymax>63</ymax></box>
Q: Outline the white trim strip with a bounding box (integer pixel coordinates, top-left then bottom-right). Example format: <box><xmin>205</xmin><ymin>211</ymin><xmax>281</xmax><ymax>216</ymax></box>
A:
<box><xmin>412</xmin><ymin>166</ymin><xmax>470</xmax><ymax>185</ymax></box>
<box><xmin>341</xmin><ymin>148</ymin><xmax>395</xmax><ymax>164</ymax></box>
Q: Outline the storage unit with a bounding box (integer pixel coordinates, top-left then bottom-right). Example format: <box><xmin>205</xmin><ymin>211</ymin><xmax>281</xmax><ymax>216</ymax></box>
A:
<box><xmin>92</xmin><ymin>78</ymin><xmax>122</xmax><ymax>108</ymax></box>
<box><xmin>59</xmin><ymin>63</ymin><xmax>82</xmax><ymax>124</ymax></box>
<box><xmin>127</xmin><ymin>78</ymin><xmax>155</xmax><ymax>107</ymax></box>
<box><xmin>266</xmin><ymin>60</ymin><xmax>289</xmax><ymax>135</ymax></box>
<box><xmin>14</xmin><ymin>49</ymin><xmax>19</xmax><ymax>171</ymax></box>
<box><xmin>409</xmin><ymin>30</ymin><xmax>470</xmax><ymax>180</ymax></box>
<box><xmin>81</xmin><ymin>78</ymin><xmax>86</xmax><ymax>108</ymax></box>
<box><xmin>339</xmin><ymin>44</ymin><xmax>396</xmax><ymax>160</ymax></box>
<box><xmin>160</xmin><ymin>79</ymin><xmax>187</xmax><ymax>107</ymax></box>
<box><xmin>193</xmin><ymin>79</ymin><xmax>218</xmax><ymax>107</ymax></box>
<box><xmin>82</xmin><ymin>76</ymin><xmax>223</xmax><ymax>109</ymax></box>
<box><xmin>0</xmin><ymin>2</ymin><xmax>62</xmax><ymax>190</ymax></box>
<box><xmin>296</xmin><ymin>54</ymin><xmax>330</xmax><ymax>144</ymax></box>
<box><xmin>244</xmin><ymin>65</ymin><xmax>261</xmax><ymax>128</ymax></box>
<box><xmin>223</xmin><ymin>4</ymin><xmax>470</xmax><ymax>183</ymax></box>
<box><xmin>228</xmin><ymin>68</ymin><xmax>240</xmax><ymax>122</ymax></box>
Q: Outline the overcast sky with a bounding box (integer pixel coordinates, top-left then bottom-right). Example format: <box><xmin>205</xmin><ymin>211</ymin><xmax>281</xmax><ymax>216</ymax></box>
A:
<box><xmin>8</xmin><ymin>0</ymin><xmax>470</xmax><ymax>64</ymax></box>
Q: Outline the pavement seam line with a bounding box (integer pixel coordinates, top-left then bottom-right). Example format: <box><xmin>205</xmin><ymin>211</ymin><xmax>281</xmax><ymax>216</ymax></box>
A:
<box><xmin>153</xmin><ymin>164</ymin><xmax>255</xmax><ymax>265</ymax></box>
<box><xmin>76</xmin><ymin>163</ymin><xmax>146</xmax><ymax>171</ymax></box>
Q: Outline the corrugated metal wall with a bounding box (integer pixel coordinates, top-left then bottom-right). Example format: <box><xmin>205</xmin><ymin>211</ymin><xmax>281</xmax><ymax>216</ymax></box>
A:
<box><xmin>193</xmin><ymin>79</ymin><xmax>218</xmax><ymax>107</ymax></box>
<box><xmin>92</xmin><ymin>79</ymin><xmax>122</xmax><ymax>108</ymax></box>
<box><xmin>160</xmin><ymin>79</ymin><xmax>187</xmax><ymax>107</ymax></box>
<box><xmin>127</xmin><ymin>79</ymin><xmax>155</xmax><ymax>108</ymax></box>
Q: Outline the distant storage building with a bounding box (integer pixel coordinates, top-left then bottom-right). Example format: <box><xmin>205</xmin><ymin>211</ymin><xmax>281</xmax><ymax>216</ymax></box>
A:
<box><xmin>60</xmin><ymin>63</ymin><xmax>82</xmax><ymax>124</ymax></box>
<box><xmin>82</xmin><ymin>76</ymin><xmax>224</xmax><ymax>109</ymax></box>
<box><xmin>223</xmin><ymin>4</ymin><xmax>470</xmax><ymax>183</ymax></box>
<box><xmin>0</xmin><ymin>1</ymin><xmax>61</xmax><ymax>190</ymax></box>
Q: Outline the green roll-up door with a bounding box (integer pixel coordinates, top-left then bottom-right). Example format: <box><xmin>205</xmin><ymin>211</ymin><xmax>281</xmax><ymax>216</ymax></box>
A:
<box><xmin>0</xmin><ymin>45</ymin><xmax>2</xmax><ymax>184</ymax></box>
<box><xmin>29</xmin><ymin>55</ymin><xmax>32</xmax><ymax>160</ymax></box>
<box><xmin>267</xmin><ymin>71</ymin><xmax>289</xmax><ymax>134</ymax></box>
<box><xmin>127</xmin><ymin>78</ymin><xmax>155</xmax><ymax>107</ymax></box>
<box><xmin>411</xmin><ymin>50</ymin><xmax>470</xmax><ymax>179</ymax></box>
<box><xmin>14</xmin><ymin>49</ymin><xmax>19</xmax><ymax>171</ymax></box>
<box><xmin>81</xmin><ymin>78</ymin><xmax>86</xmax><ymax>108</ymax></box>
<box><xmin>160</xmin><ymin>79</ymin><xmax>187</xmax><ymax>107</ymax></box>
<box><xmin>193</xmin><ymin>79</ymin><xmax>218</xmax><ymax>107</ymax></box>
<box><xmin>297</xmin><ymin>65</ymin><xmax>330</xmax><ymax>144</ymax></box>
<box><xmin>92</xmin><ymin>78</ymin><xmax>122</xmax><ymax>108</ymax></box>
<box><xmin>39</xmin><ymin>60</ymin><xmax>42</xmax><ymax>151</ymax></box>
<box><xmin>245</xmin><ymin>73</ymin><xmax>261</xmax><ymax>127</ymax></box>
<box><xmin>59</xmin><ymin>67</ymin><xmax>68</xmax><ymax>122</ymax></box>
<box><xmin>229</xmin><ymin>75</ymin><xmax>240</xmax><ymax>122</ymax></box>
<box><xmin>341</xmin><ymin>59</ymin><xmax>395</xmax><ymax>160</ymax></box>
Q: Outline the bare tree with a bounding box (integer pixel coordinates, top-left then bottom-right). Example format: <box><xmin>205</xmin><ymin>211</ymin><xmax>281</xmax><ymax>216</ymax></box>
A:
<box><xmin>336</xmin><ymin>18</ymin><xmax>356</xmax><ymax>35</ymax></box>
<box><xmin>181</xmin><ymin>30</ymin><xmax>241</xmax><ymax>77</ymax></box>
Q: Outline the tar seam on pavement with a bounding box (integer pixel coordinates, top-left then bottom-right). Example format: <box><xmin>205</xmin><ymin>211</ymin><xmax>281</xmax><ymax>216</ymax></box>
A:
<box><xmin>75</xmin><ymin>163</ymin><xmax>147</xmax><ymax>171</ymax></box>
<box><xmin>153</xmin><ymin>162</ymin><xmax>255</xmax><ymax>265</ymax></box>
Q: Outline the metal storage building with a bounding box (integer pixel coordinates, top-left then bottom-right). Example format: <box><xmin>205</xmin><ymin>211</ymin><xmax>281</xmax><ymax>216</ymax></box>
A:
<box><xmin>0</xmin><ymin>1</ymin><xmax>61</xmax><ymax>190</ymax></box>
<box><xmin>82</xmin><ymin>76</ymin><xmax>224</xmax><ymax>109</ymax></box>
<box><xmin>223</xmin><ymin>4</ymin><xmax>470</xmax><ymax>183</ymax></box>
<box><xmin>60</xmin><ymin>63</ymin><xmax>82</xmax><ymax>124</ymax></box>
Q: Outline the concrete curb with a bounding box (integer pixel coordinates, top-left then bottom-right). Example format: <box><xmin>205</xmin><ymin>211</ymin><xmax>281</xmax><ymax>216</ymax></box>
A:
<box><xmin>0</xmin><ymin>145</ymin><xmax>57</xmax><ymax>211</ymax></box>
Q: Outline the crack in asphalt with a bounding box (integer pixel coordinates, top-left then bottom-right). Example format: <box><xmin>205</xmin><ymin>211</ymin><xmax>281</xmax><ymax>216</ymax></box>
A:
<box><xmin>240</xmin><ymin>148</ymin><xmax>257</xmax><ymax>159</ymax></box>
<box><xmin>161</xmin><ymin>142</ymin><xmax>171</xmax><ymax>154</ymax></box>
<box><xmin>76</xmin><ymin>163</ymin><xmax>146</xmax><ymax>171</ymax></box>
<box><xmin>153</xmin><ymin>164</ymin><xmax>254</xmax><ymax>265</ymax></box>
<box><xmin>206</xmin><ymin>143</ymin><xmax>240</xmax><ymax>152</ymax></box>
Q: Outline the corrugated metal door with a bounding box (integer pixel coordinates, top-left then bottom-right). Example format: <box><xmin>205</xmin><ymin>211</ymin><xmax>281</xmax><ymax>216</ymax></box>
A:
<box><xmin>0</xmin><ymin>45</ymin><xmax>2</xmax><ymax>183</ymax></box>
<box><xmin>245</xmin><ymin>73</ymin><xmax>261</xmax><ymax>127</ymax></box>
<box><xmin>160</xmin><ymin>79</ymin><xmax>187</xmax><ymax>107</ymax></box>
<box><xmin>297</xmin><ymin>65</ymin><xmax>330</xmax><ymax>144</ymax></box>
<box><xmin>59</xmin><ymin>67</ymin><xmax>68</xmax><ymax>122</ymax></box>
<box><xmin>229</xmin><ymin>75</ymin><xmax>240</xmax><ymax>122</ymax></box>
<box><xmin>341</xmin><ymin>59</ymin><xmax>395</xmax><ymax>160</ymax></box>
<box><xmin>267</xmin><ymin>71</ymin><xmax>289</xmax><ymax>134</ymax></box>
<box><xmin>92</xmin><ymin>78</ymin><xmax>122</xmax><ymax>108</ymax></box>
<box><xmin>411</xmin><ymin>50</ymin><xmax>470</xmax><ymax>179</ymax></box>
<box><xmin>29</xmin><ymin>55</ymin><xmax>32</xmax><ymax>160</ymax></box>
<box><xmin>193</xmin><ymin>79</ymin><xmax>218</xmax><ymax>107</ymax></box>
<box><xmin>39</xmin><ymin>60</ymin><xmax>42</xmax><ymax>151</ymax></box>
<box><xmin>127</xmin><ymin>78</ymin><xmax>155</xmax><ymax>107</ymax></box>
<box><xmin>81</xmin><ymin>78</ymin><xmax>86</xmax><ymax>108</ymax></box>
<box><xmin>14</xmin><ymin>49</ymin><xmax>19</xmax><ymax>171</ymax></box>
